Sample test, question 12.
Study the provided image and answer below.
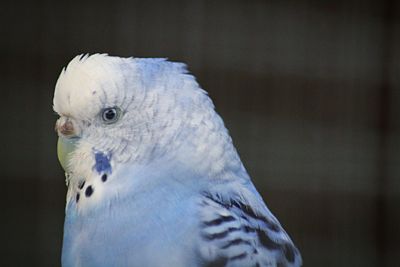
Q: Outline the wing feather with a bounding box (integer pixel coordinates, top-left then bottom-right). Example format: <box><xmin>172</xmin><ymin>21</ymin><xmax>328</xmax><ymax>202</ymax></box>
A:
<box><xmin>197</xmin><ymin>190</ymin><xmax>302</xmax><ymax>267</ymax></box>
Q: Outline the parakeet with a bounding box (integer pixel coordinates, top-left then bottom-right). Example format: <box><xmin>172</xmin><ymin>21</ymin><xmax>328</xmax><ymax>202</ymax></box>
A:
<box><xmin>53</xmin><ymin>54</ymin><xmax>302</xmax><ymax>267</ymax></box>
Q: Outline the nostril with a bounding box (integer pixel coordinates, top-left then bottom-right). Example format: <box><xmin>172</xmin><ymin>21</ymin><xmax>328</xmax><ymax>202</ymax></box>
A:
<box><xmin>56</xmin><ymin>119</ymin><xmax>76</xmax><ymax>137</ymax></box>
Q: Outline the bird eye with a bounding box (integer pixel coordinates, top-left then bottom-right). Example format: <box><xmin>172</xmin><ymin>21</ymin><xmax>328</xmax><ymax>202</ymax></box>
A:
<box><xmin>101</xmin><ymin>107</ymin><xmax>121</xmax><ymax>124</ymax></box>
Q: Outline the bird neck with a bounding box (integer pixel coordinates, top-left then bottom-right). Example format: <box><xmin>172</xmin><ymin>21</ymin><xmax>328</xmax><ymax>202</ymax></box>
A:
<box><xmin>168</xmin><ymin>111</ymin><xmax>248</xmax><ymax>181</ymax></box>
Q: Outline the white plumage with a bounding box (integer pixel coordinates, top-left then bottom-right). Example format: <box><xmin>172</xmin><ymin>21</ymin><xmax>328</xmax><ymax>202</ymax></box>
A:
<box><xmin>54</xmin><ymin>54</ymin><xmax>302</xmax><ymax>267</ymax></box>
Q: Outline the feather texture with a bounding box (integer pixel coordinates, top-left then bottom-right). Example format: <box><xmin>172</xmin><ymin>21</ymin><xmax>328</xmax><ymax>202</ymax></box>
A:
<box><xmin>53</xmin><ymin>54</ymin><xmax>302</xmax><ymax>267</ymax></box>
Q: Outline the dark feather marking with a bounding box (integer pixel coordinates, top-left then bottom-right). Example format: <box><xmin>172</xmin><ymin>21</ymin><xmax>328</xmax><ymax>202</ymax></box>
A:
<box><xmin>85</xmin><ymin>186</ymin><xmax>94</xmax><ymax>197</ymax></box>
<box><xmin>283</xmin><ymin>243</ymin><xmax>296</xmax><ymax>263</ymax></box>
<box><xmin>204</xmin><ymin>215</ymin><xmax>235</xmax><ymax>226</ymax></box>
<box><xmin>204</xmin><ymin>227</ymin><xmax>241</xmax><ymax>240</ymax></box>
<box><xmin>232</xmin><ymin>201</ymin><xmax>281</xmax><ymax>233</ymax></box>
<box><xmin>202</xmin><ymin>192</ymin><xmax>232</xmax><ymax>209</ymax></box>
<box><xmin>230</xmin><ymin>252</ymin><xmax>248</xmax><ymax>261</ymax></box>
<box><xmin>266</xmin><ymin>223</ymin><xmax>281</xmax><ymax>233</ymax></box>
<box><xmin>240</xmin><ymin>215</ymin><xmax>249</xmax><ymax>221</ymax></box>
<box><xmin>78</xmin><ymin>180</ymin><xmax>85</xmax><ymax>190</ymax></box>
<box><xmin>221</xmin><ymin>238</ymin><xmax>251</xmax><ymax>249</ymax></box>
<box><xmin>243</xmin><ymin>225</ymin><xmax>256</xmax><ymax>233</ymax></box>
<box><xmin>256</xmin><ymin>229</ymin><xmax>281</xmax><ymax>250</ymax></box>
<box><xmin>202</xmin><ymin>192</ymin><xmax>281</xmax><ymax>233</ymax></box>
<box><xmin>201</xmin><ymin>192</ymin><xmax>299</xmax><ymax>265</ymax></box>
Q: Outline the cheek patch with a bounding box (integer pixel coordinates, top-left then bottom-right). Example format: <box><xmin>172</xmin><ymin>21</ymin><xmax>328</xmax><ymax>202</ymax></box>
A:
<box><xmin>94</xmin><ymin>151</ymin><xmax>112</xmax><ymax>174</ymax></box>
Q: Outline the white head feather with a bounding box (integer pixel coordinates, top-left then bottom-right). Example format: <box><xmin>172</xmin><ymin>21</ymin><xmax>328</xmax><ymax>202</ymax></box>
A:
<box><xmin>54</xmin><ymin>54</ymin><xmax>246</xmax><ymax>196</ymax></box>
<box><xmin>55</xmin><ymin>54</ymin><xmax>301</xmax><ymax>267</ymax></box>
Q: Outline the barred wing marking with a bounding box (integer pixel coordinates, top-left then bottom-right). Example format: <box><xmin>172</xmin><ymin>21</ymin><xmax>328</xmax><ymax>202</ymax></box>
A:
<box><xmin>198</xmin><ymin>192</ymin><xmax>302</xmax><ymax>267</ymax></box>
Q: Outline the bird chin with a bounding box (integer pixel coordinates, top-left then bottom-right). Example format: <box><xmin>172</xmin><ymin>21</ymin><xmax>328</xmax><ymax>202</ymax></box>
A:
<box><xmin>57</xmin><ymin>136</ymin><xmax>79</xmax><ymax>173</ymax></box>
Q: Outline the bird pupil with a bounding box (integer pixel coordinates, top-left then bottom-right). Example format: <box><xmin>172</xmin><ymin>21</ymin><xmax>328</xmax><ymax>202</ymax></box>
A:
<box><xmin>105</xmin><ymin>109</ymin><xmax>115</xmax><ymax>120</ymax></box>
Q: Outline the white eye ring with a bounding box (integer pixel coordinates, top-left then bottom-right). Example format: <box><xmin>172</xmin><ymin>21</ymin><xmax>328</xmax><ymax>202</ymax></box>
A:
<box><xmin>101</xmin><ymin>107</ymin><xmax>121</xmax><ymax>124</ymax></box>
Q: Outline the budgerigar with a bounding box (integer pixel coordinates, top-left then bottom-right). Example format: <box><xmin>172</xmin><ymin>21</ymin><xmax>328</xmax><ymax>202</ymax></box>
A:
<box><xmin>54</xmin><ymin>54</ymin><xmax>302</xmax><ymax>267</ymax></box>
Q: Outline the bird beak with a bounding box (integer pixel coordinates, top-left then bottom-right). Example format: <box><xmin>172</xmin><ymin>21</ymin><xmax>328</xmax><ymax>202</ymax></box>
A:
<box><xmin>57</xmin><ymin>136</ymin><xmax>79</xmax><ymax>172</ymax></box>
<box><xmin>55</xmin><ymin>117</ymin><xmax>80</xmax><ymax>172</ymax></box>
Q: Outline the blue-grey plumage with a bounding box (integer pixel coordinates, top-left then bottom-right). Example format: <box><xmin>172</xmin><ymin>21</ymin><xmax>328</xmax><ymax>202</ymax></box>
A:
<box><xmin>62</xmin><ymin>161</ymin><xmax>203</xmax><ymax>266</ymax></box>
<box><xmin>54</xmin><ymin>54</ymin><xmax>302</xmax><ymax>267</ymax></box>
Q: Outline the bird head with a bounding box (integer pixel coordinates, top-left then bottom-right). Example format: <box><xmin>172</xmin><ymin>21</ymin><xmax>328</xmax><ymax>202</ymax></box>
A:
<box><xmin>54</xmin><ymin>54</ymin><xmax>141</xmax><ymax>172</ymax></box>
<box><xmin>54</xmin><ymin>54</ymin><xmax>239</xmax><ymax>185</ymax></box>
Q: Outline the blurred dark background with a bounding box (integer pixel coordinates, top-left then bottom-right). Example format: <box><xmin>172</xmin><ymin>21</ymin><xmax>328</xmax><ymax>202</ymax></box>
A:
<box><xmin>1</xmin><ymin>0</ymin><xmax>399</xmax><ymax>266</ymax></box>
